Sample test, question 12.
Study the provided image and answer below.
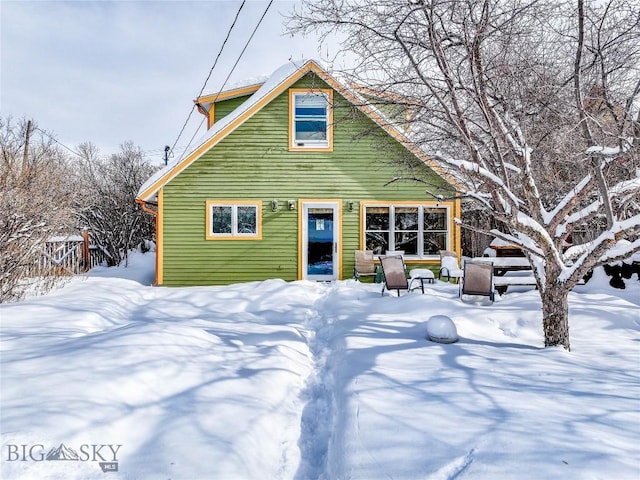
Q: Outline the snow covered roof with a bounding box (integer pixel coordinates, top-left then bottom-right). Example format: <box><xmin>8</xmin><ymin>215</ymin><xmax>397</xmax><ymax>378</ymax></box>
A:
<box><xmin>226</xmin><ymin>74</ymin><xmax>270</xmax><ymax>91</ymax></box>
<box><xmin>137</xmin><ymin>59</ymin><xmax>462</xmax><ymax>202</ymax></box>
<box><xmin>196</xmin><ymin>78</ymin><xmax>267</xmax><ymax>106</ymax></box>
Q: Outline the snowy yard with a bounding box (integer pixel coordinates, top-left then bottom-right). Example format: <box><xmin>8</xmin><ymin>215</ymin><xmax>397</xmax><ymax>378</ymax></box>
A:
<box><xmin>1</xmin><ymin>254</ymin><xmax>639</xmax><ymax>480</ymax></box>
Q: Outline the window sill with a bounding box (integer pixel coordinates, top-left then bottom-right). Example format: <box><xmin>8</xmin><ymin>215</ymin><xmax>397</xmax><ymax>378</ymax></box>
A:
<box><xmin>403</xmin><ymin>256</ymin><xmax>440</xmax><ymax>261</ymax></box>
<box><xmin>205</xmin><ymin>235</ymin><xmax>262</xmax><ymax>241</ymax></box>
<box><xmin>289</xmin><ymin>144</ymin><xmax>333</xmax><ymax>152</ymax></box>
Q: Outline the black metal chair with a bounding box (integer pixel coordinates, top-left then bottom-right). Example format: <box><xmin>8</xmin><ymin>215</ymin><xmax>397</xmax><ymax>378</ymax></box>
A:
<box><xmin>354</xmin><ymin>250</ymin><xmax>377</xmax><ymax>281</ymax></box>
<box><xmin>380</xmin><ymin>255</ymin><xmax>409</xmax><ymax>296</ymax></box>
<box><xmin>460</xmin><ymin>260</ymin><xmax>495</xmax><ymax>302</ymax></box>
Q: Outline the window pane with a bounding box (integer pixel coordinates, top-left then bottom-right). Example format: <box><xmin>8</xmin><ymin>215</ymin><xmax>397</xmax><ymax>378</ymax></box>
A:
<box><xmin>394</xmin><ymin>232</ymin><xmax>418</xmax><ymax>255</ymax></box>
<box><xmin>294</xmin><ymin>94</ymin><xmax>328</xmax><ymax>143</ymax></box>
<box><xmin>365</xmin><ymin>207</ymin><xmax>389</xmax><ymax>230</ymax></box>
<box><xmin>423</xmin><ymin>232</ymin><xmax>446</xmax><ymax>255</ymax></box>
<box><xmin>395</xmin><ymin>207</ymin><xmax>418</xmax><ymax>230</ymax></box>
<box><xmin>424</xmin><ymin>208</ymin><xmax>446</xmax><ymax>230</ymax></box>
<box><xmin>366</xmin><ymin>232</ymin><xmax>389</xmax><ymax>255</ymax></box>
<box><xmin>237</xmin><ymin>206</ymin><xmax>257</xmax><ymax>234</ymax></box>
<box><xmin>295</xmin><ymin>120</ymin><xmax>327</xmax><ymax>140</ymax></box>
<box><xmin>295</xmin><ymin>94</ymin><xmax>327</xmax><ymax>109</ymax></box>
<box><xmin>296</xmin><ymin>107</ymin><xmax>326</xmax><ymax>117</ymax></box>
<box><xmin>211</xmin><ymin>206</ymin><xmax>232</xmax><ymax>234</ymax></box>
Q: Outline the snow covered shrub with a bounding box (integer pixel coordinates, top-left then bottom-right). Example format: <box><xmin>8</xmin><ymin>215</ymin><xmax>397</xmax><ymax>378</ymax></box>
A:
<box><xmin>0</xmin><ymin>117</ymin><xmax>78</xmax><ymax>302</ymax></box>
<box><xmin>75</xmin><ymin>141</ymin><xmax>159</xmax><ymax>267</ymax></box>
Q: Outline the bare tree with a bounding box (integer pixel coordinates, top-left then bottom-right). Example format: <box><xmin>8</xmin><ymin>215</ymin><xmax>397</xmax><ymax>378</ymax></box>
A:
<box><xmin>76</xmin><ymin>141</ymin><xmax>158</xmax><ymax>267</ymax></box>
<box><xmin>0</xmin><ymin>117</ymin><xmax>77</xmax><ymax>302</ymax></box>
<box><xmin>290</xmin><ymin>0</ymin><xmax>640</xmax><ymax>349</ymax></box>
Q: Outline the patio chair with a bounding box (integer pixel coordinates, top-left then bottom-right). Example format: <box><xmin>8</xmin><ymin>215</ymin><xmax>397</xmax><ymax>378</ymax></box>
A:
<box><xmin>379</xmin><ymin>255</ymin><xmax>409</xmax><ymax>296</ymax></box>
<box><xmin>385</xmin><ymin>250</ymin><xmax>407</xmax><ymax>274</ymax></box>
<box><xmin>460</xmin><ymin>260</ymin><xmax>495</xmax><ymax>302</ymax></box>
<box><xmin>354</xmin><ymin>250</ymin><xmax>377</xmax><ymax>281</ymax></box>
<box><xmin>439</xmin><ymin>250</ymin><xmax>464</xmax><ymax>282</ymax></box>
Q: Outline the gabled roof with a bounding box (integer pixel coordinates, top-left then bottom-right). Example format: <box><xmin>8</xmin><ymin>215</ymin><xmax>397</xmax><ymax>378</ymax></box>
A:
<box><xmin>195</xmin><ymin>81</ymin><xmax>264</xmax><ymax>110</ymax></box>
<box><xmin>137</xmin><ymin>59</ymin><xmax>460</xmax><ymax>202</ymax></box>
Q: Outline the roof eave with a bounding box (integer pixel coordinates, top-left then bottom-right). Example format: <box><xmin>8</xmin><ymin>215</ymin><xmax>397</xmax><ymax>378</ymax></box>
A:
<box><xmin>136</xmin><ymin>59</ymin><xmax>463</xmax><ymax>201</ymax></box>
<box><xmin>136</xmin><ymin>60</ymin><xmax>322</xmax><ymax>202</ymax></box>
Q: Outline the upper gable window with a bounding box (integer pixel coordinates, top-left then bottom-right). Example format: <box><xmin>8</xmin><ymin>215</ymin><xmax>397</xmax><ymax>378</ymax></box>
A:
<box><xmin>289</xmin><ymin>89</ymin><xmax>333</xmax><ymax>151</ymax></box>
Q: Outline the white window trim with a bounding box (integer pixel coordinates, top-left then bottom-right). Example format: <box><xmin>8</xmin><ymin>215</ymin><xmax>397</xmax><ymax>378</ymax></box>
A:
<box><xmin>289</xmin><ymin>89</ymin><xmax>333</xmax><ymax>151</ymax></box>
<box><xmin>363</xmin><ymin>204</ymin><xmax>450</xmax><ymax>259</ymax></box>
<box><xmin>206</xmin><ymin>201</ymin><xmax>262</xmax><ymax>240</ymax></box>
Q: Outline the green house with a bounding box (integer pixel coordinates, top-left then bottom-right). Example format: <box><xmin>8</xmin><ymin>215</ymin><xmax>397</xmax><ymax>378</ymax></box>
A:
<box><xmin>136</xmin><ymin>60</ymin><xmax>461</xmax><ymax>286</ymax></box>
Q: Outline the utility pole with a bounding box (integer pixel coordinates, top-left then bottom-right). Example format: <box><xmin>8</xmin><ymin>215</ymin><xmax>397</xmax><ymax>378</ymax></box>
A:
<box><xmin>20</xmin><ymin>120</ymin><xmax>33</xmax><ymax>184</ymax></box>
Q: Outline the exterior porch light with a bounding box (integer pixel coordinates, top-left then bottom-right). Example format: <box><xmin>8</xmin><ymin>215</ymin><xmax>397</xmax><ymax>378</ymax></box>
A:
<box><xmin>271</xmin><ymin>199</ymin><xmax>278</xmax><ymax>211</ymax></box>
<box><xmin>348</xmin><ymin>200</ymin><xmax>354</xmax><ymax>211</ymax></box>
<box><xmin>288</xmin><ymin>200</ymin><xmax>296</xmax><ymax>211</ymax></box>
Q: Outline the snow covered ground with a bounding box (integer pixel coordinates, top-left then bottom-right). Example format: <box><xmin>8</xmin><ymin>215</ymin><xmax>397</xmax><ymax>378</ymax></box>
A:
<box><xmin>1</xmin><ymin>254</ymin><xmax>639</xmax><ymax>480</ymax></box>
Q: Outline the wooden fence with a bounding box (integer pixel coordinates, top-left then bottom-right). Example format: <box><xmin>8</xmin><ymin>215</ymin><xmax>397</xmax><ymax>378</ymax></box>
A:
<box><xmin>38</xmin><ymin>230</ymin><xmax>106</xmax><ymax>276</ymax></box>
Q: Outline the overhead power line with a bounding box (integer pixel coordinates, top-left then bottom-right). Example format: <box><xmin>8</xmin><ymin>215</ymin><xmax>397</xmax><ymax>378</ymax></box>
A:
<box><xmin>196</xmin><ymin>0</ymin><xmax>247</xmax><ymax>101</ymax></box>
<box><xmin>27</xmin><ymin>0</ymin><xmax>274</xmax><ymax>166</ymax></box>
<box><xmin>179</xmin><ymin>0</ymin><xmax>274</xmax><ymax>158</ymax></box>
<box><xmin>34</xmin><ymin>127</ymin><xmax>84</xmax><ymax>158</ymax></box>
<box><xmin>211</xmin><ymin>0</ymin><xmax>274</xmax><ymax>103</ymax></box>
<box><xmin>35</xmin><ymin>126</ymin><xmax>187</xmax><ymax>162</ymax></box>
<box><xmin>168</xmin><ymin>0</ymin><xmax>247</xmax><ymax>158</ymax></box>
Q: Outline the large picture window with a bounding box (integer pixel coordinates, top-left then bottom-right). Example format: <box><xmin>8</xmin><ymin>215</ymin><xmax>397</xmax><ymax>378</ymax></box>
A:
<box><xmin>364</xmin><ymin>204</ymin><xmax>449</xmax><ymax>257</ymax></box>
<box><xmin>206</xmin><ymin>201</ymin><xmax>262</xmax><ymax>240</ymax></box>
<box><xmin>289</xmin><ymin>89</ymin><xmax>333</xmax><ymax>151</ymax></box>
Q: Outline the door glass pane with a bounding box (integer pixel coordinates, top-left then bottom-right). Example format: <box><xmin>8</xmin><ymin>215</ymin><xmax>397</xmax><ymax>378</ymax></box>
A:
<box><xmin>211</xmin><ymin>206</ymin><xmax>232</xmax><ymax>234</ymax></box>
<box><xmin>307</xmin><ymin>208</ymin><xmax>334</xmax><ymax>276</ymax></box>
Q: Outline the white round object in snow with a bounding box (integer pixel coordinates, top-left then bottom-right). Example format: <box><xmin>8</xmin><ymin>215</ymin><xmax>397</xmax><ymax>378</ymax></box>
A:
<box><xmin>427</xmin><ymin>315</ymin><xmax>459</xmax><ymax>343</ymax></box>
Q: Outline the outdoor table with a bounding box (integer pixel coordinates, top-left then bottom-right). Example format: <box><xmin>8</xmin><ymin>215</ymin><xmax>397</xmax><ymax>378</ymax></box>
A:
<box><xmin>473</xmin><ymin>257</ymin><xmax>531</xmax><ymax>276</ymax></box>
<box><xmin>473</xmin><ymin>257</ymin><xmax>534</xmax><ymax>294</ymax></box>
<box><xmin>408</xmin><ymin>268</ymin><xmax>435</xmax><ymax>293</ymax></box>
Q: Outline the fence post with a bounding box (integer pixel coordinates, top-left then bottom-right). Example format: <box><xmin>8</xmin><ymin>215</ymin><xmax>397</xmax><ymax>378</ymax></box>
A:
<box><xmin>82</xmin><ymin>227</ymin><xmax>90</xmax><ymax>271</ymax></box>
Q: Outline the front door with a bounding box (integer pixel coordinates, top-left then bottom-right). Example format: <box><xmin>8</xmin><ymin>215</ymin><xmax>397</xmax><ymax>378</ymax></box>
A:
<box><xmin>302</xmin><ymin>201</ymin><xmax>340</xmax><ymax>281</ymax></box>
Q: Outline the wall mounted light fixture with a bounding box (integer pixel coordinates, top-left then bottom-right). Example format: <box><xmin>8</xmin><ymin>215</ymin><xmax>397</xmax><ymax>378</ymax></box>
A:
<box><xmin>348</xmin><ymin>200</ymin><xmax>354</xmax><ymax>211</ymax></box>
<box><xmin>271</xmin><ymin>199</ymin><xmax>278</xmax><ymax>211</ymax></box>
<box><xmin>288</xmin><ymin>200</ymin><xmax>296</xmax><ymax>211</ymax></box>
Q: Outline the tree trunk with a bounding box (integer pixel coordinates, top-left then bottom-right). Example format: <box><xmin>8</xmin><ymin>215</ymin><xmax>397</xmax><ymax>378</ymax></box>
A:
<box><xmin>540</xmin><ymin>284</ymin><xmax>571</xmax><ymax>350</ymax></box>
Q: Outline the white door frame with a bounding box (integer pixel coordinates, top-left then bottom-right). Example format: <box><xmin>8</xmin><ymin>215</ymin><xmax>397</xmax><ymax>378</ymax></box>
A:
<box><xmin>300</xmin><ymin>200</ymin><xmax>341</xmax><ymax>281</ymax></box>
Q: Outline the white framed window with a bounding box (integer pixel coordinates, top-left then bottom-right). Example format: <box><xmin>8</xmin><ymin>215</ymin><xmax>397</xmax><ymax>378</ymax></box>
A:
<box><xmin>289</xmin><ymin>89</ymin><xmax>333</xmax><ymax>151</ymax></box>
<box><xmin>206</xmin><ymin>201</ymin><xmax>262</xmax><ymax>240</ymax></box>
<box><xmin>363</xmin><ymin>204</ymin><xmax>449</xmax><ymax>257</ymax></box>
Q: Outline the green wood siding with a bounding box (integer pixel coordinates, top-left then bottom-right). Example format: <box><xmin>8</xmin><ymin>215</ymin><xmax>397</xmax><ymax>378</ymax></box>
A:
<box><xmin>214</xmin><ymin>95</ymin><xmax>252</xmax><ymax>123</ymax></box>
<box><xmin>162</xmin><ymin>73</ymin><xmax>456</xmax><ymax>286</ymax></box>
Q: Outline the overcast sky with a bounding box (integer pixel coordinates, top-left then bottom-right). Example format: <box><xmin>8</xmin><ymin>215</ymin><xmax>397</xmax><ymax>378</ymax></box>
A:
<box><xmin>0</xmin><ymin>0</ymin><xmax>341</xmax><ymax>162</ymax></box>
